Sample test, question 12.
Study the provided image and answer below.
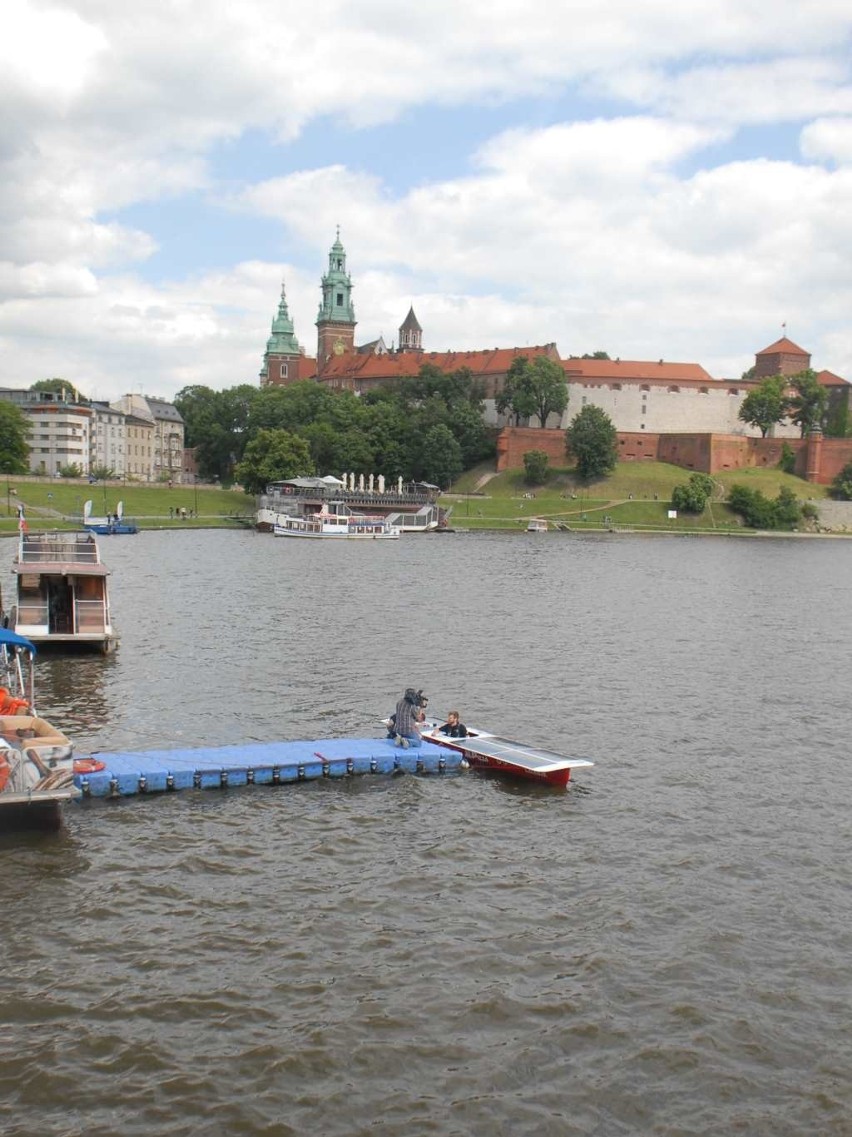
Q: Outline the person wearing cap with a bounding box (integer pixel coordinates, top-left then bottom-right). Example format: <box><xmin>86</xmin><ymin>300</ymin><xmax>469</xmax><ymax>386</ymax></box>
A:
<box><xmin>393</xmin><ymin>687</ymin><xmax>424</xmax><ymax>748</ymax></box>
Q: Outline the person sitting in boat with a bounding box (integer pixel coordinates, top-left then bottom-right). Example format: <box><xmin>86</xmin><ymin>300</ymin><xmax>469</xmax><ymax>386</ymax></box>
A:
<box><xmin>393</xmin><ymin>687</ymin><xmax>425</xmax><ymax>749</ymax></box>
<box><xmin>439</xmin><ymin>710</ymin><xmax>467</xmax><ymax>738</ymax></box>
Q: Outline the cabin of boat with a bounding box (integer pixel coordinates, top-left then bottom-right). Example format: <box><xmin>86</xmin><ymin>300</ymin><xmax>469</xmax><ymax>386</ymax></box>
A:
<box><xmin>259</xmin><ymin>475</ymin><xmax>443</xmax><ymax>533</ymax></box>
<box><xmin>526</xmin><ymin>517</ymin><xmax>549</xmax><ymax>532</ymax></box>
<box><xmin>7</xmin><ymin>531</ymin><xmax>118</xmax><ymax>653</ymax></box>
<box><xmin>273</xmin><ymin>501</ymin><xmax>400</xmax><ymax>540</ymax></box>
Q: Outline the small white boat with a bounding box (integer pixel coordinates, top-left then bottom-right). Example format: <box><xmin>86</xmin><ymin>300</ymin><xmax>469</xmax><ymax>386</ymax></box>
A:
<box><xmin>83</xmin><ymin>499</ymin><xmax>138</xmax><ymax>535</ymax></box>
<box><xmin>526</xmin><ymin>517</ymin><xmax>549</xmax><ymax>532</ymax></box>
<box><xmin>274</xmin><ymin>501</ymin><xmax>400</xmax><ymax>540</ymax></box>
<box><xmin>382</xmin><ymin>716</ymin><xmax>594</xmax><ymax>789</ymax></box>
<box><xmin>0</xmin><ymin>628</ymin><xmax>82</xmax><ymax>830</ymax></box>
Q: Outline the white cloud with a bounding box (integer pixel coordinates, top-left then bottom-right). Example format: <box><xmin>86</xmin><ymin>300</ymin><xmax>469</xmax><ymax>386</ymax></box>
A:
<box><xmin>2</xmin><ymin>1</ymin><xmax>852</xmax><ymax>399</ymax></box>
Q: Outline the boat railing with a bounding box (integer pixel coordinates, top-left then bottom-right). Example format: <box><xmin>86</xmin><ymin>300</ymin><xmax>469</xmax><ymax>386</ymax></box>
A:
<box><xmin>18</xmin><ymin>533</ymin><xmax>101</xmax><ymax>564</ymax></box>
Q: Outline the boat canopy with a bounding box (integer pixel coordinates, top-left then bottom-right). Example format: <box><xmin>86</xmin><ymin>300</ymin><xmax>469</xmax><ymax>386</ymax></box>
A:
<box><xmin>0</xmin><ymin>627</ymin><xmax>37</xmax><ymax>654</ymax></box>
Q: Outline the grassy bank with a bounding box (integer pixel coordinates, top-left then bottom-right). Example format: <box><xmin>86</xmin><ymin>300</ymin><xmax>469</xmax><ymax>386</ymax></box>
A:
<box><xmin>0</xmin><ymin>477</ymin><xmax>255</xmax><ymax>535</ymax></box>
<box><xmin>0</xmin><ymin>461</ymin><xmax>836</xmax><ymax>537</ymax></box>
<box><xmin>442</xmin><ymin>461</ymin><xmax>831</xmax><ymax>534</ymax></box>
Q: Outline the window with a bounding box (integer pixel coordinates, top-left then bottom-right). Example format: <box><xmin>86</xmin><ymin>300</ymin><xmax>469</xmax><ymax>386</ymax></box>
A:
<box><xmin>641</xmin><ymin>385</ymin><xmax>650</xmax><ymax>392</ymax></box>
<box><xmin>611</xmin><ymin>383</ymin><xmax>621</xmax><ymax>391</ymax></box>
<box><xmin>280</xmin><ymin>363</ymin><xmax>289</xmax><ymax>378</ymax></box>
<box><xmin>668</xmin><ymin>386</ymin><xmax>679</xmax><ymax>393</ymax></box>
<box><xmin>336</xmin><ymin>292</ymin><xmax>343</xmax><ymax>306</ymax></box>
<box><xmin>728</xmin><ymin>388</ymin><xmax>739</xmax><ymax>395</ymax></box>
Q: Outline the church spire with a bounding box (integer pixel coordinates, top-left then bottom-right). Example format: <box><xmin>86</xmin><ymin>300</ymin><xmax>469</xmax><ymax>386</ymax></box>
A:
<box><xmin>260</xmin><ymin>279</ymin><xmax>303</xmax><ymax>386</ymax></box>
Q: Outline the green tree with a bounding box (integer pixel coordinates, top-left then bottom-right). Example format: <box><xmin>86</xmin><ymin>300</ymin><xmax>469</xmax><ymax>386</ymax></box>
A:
<box><xmin>727</xmin><ymin>484</ymin><xmax>802</xmax><ymax>530</ymax></box>
<box><xmin>778</xmin><ymin>442</ymin><xmax>796</xmax><ymax>474</ymax></box>
<box><xmin>175</xmin><ymin>383</ymin><xmax>260</xmax><ymax>482</ymax></box>
<box><xmin>830</xmin><ymin>461</ymin><xmax>852</xmax><ymax>500</ymax></box>
<box><xmin>496</xmin><ymin>355</ymin><xmax>568</xmax><ymax>427</ymax></box>
<box><xmin>31</xmin><ymin>378</ymin><xmax>82</xmax><ymax>401</ymax></box>
<box><xmin>419</xmin><ymin>424</ymin><xmax>463</xmax><ymax>489</ymax></box>
<box><xmin>787</xmin><ymin>370</ymin><xmax>828</xmax><ymax>437</ymax></box>
<box><xmin>565</xmin><ymin>405</ymin><xmax>618</xmax><ymax>480</ymax></box>
<box><xmin>738</xmin><ymin>375</ymin><xmax>787</xmax><ymax>437</ymax></box>
<box><xmin>671</xmin><ymin>473</ymin><xmax>714</xmax><ymax>513</ymax></box>
<box><xmin>0</xmin><ymin>401</ymin><xmax>30</xmax><ymax>474</ymax></box>
<box><xmin>235</xmin><ymin>429</ymin><xmax>314</xmax><ymax>494</ymax></box>
<box><xmin>523</xmin><ymin>450</ymin><xmax>550</xmax><ymax>485</ymax></box>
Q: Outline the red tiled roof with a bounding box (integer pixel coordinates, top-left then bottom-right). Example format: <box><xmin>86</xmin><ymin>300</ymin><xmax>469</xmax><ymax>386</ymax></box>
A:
<box><xmin>561</xmin><ymin>358</ymin><xmax>714</xmax><ymax>383</ymax></box>
<box><xmin>816</xmin><ymin>368</ymin><xmax>850</xmax><ymax>387</ymax></box>
<box><xmin>318</xmin><ymin>344</ymin><xmax>559</xmax><ymax>382</ymax></box>
<box><xmin>756</xmin><ymin>337</ymin><xmax>809</xmax><ymax>356</ymax></box>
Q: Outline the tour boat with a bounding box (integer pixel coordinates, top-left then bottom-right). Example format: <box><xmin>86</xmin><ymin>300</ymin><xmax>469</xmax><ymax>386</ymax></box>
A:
<box><xmin>0</xmin><ymin>627</ymin><xmax>82</xmax><ymax>830</ymax></box>
<box><xmin>526</xmin><ymin>517</ymin><xmax>549</xmax><ymax>532</ymax></box>
<box><xmin>383</xmin><ymin>717</ymin><xmax>594</xmax><ymax>788</ymax></box>
<box><xmin>8</xmin><ymin>530</ymin><xmax>118</xmax><ymax>652</ymax></box>
<box><xmin>274</xmin><ymin>501</ymin><xmax>400</xmax><ymax>540</ymax></box>
<box><xmin>82</xmin><ymin>499</ymin><xmax>138</xmax><ymax>535</ymax></box>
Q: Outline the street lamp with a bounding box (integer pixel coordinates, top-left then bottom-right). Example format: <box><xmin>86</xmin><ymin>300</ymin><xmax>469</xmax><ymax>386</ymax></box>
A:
<box><xmin>194</xmin><ymin>476</ymin><xmax>199</xmax><ymax>518</ymax></box>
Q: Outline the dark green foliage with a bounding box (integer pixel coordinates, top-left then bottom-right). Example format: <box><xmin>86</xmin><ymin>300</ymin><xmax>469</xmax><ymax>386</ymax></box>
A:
<box><xmin>496</xmin><ymin>355</ymin><xmax>568</xmax><ymax>427</ymax></box>
<box><xmin>830</xmin><ymin>461</ymin><xmax>852</xmax><ymax>500</ymax></box>
<box><xmin>0</xmin><ymin>401</ymin><xmax>30</xmax><ymax>474</ymax></box>
<box><xmin>738</xmin><ymin>375</ymin><xmax>787</xmax><ymax>437</ymax></box>
<box><xmin>523</xmin><ymin>450</ymin><xmax>549</xmax><ymax>485</ymax></box>
<box><xmin>179</xmin><ymin>365</ymin><xmax>492</xmax><ymax>489</ymax></box>
<box><xmin>565</xmin><ymin>406</ymin><xmax>618</xmax><ymax>480</ymax></box>
<box><xmin>787</xmin><ymin>370</ymin><xmax>828</xmax><ymax>437</ymax></box>
<box><xmin>778</xmin><ymin>442</ymin><xmax>796</xmax><ymax>474</ymax></box>
<box><xmin>58</xmin><ymin>463</ymin><xmax>83</xmax><ymax>478</ymax></box>
<box><xmin>31</xmin><ymin>378</ymin><xmax>81</xmax><ymax>401</ymax></box>
<box><xmin>727</xmin><ymin>484</ymin><xmax>802</xmax><ymax>530</ymax></box>
<box><xmin>235</xmin><ymin>429</ymin><xmax>314</xmax><ymax>494</ymax></box>
<box><xmin>671</xmin><ymin>473</ymin><xmax>713</xmax><ymax>513</ymax></box>
<box><xmin>419</xmin><ymin>424</ymin><xmax>463</xmax><ymax>489</ymax></box>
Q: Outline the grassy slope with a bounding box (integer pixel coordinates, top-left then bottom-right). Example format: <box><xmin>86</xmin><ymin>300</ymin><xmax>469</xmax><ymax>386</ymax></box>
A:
<box><xmin>444</xmin><ymin>461</ymin><xmax>829</xmax><ymax>532</ymax></box>
<box><xmin>0</xmin><ymin>479</ymin><xmax>255</xmax><ymax>534</ymax></box>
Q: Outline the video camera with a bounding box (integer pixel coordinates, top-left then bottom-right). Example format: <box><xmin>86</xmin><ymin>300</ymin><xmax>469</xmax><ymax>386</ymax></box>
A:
<box><xmin>404</xmin><ymin>687</ymin><xmax>428</xmax><ymax>709</ymax></box>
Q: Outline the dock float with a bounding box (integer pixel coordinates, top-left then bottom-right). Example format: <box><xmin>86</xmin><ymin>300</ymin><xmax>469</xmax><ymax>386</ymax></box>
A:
<box><xmin>73</xmin><ymin>737</ymin><xmax>464</xmax><ymax>798</ymax></box>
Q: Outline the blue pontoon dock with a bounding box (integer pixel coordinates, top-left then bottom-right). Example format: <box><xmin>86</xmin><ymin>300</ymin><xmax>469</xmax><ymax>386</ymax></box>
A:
<box><xmin>74</xmin><ymin>737</ymin><xmax>464</xmax><ymax>799</ymax></box>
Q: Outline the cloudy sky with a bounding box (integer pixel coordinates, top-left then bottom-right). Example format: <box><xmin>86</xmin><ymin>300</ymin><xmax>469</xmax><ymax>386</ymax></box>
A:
<box><xmin>2</xmin><ymin>0</ymin><xmax>852</xmax><ymax>404</ymax></box>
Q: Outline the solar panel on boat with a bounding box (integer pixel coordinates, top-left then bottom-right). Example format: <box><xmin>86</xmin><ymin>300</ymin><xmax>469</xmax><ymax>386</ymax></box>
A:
<box><xmin>458</xmin><ymin>736</ymin><xmax>594</xmax><ymax>772</ymax></box>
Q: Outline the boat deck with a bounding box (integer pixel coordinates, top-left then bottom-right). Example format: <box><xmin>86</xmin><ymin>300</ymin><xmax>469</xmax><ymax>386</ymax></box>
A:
<box><xmin>453</xmin><ymin>735</ymin><xmax>594</xmax><ymax>775</ymax></box>
<box><xmin>74</xmin><ymin>737</ymin><xmax>463</xmax><ymax>798</ymax></box>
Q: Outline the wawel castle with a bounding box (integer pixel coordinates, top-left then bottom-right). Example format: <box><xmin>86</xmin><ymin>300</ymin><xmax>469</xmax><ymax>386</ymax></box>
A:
<box><xmin>261</xmin><ymin>232</ymin><xmax>851</xmax><ymax>484</ymax></box>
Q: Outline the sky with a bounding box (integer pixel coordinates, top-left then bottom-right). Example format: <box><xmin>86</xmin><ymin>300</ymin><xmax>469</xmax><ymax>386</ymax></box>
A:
<box><xmin>2</xmin><ymin>0</ymin><xmax>852</xmax><ymax>405</ymax></box>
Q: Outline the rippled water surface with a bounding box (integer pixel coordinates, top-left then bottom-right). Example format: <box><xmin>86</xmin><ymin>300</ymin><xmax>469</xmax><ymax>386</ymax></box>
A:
<box><xmin>2</xmin><ymin>530</ymin><xmax>851</xmax><ymax>1136</ymax></box>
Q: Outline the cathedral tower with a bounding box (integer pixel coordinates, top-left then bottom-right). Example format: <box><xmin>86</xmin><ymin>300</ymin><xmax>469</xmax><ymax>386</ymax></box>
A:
<box><xmin>316</xmin><ymin>228</ymin><xmax>357</xmax><ymax>374</ymax></box>
<box><xmin>260</xmin><ymin>281</ymin><xmax>305</xmax><ymax>387</ymax></box>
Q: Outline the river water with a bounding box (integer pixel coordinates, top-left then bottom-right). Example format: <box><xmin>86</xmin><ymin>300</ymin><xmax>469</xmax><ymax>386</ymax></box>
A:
<box><xmin>1</xmin><ymin>530</ymin><xmax>851</xmax><ymax>1136</ymax></box>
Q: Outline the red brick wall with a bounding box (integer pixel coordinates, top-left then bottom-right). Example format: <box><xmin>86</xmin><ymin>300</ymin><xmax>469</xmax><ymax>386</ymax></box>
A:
<box><xmin>496</xmin><ymin>427</ymin><xmax>852</xmax><ymax>484</ymax></box>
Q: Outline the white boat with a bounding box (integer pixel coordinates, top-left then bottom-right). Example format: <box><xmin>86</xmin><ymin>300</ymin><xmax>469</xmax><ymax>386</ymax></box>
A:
<box><xmin>82</xmin><ymin>499</ymin><xmax>138</xmax><ymax>535</ymax></box>
<box><xmin>274</xmin><ymin>501</ymin><xmax>400</xmax><ymax>540</ymax></box>
<box><xmin>0</xmin><ymin>627</ymin><xmax>81</xmax><ymax>830</ymax></box>
<box><xmin>7</xmin><ymin>530</ymin><xmax>118</xmax><ymax>652</ymax></box>
<box><xmin>526</xmin><ymin>517</ymin><xmax>549</xmax><ymax>532</ymax></box>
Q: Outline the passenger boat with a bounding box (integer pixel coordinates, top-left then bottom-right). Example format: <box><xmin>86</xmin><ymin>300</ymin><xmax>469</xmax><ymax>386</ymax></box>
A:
<box><xmin>0</xmin><ymin>627</ymin><xmax>82</xmax><ymax>830</ymax></box>
<box><xmin>258</xmin><ymin>475</ymin><xmax>443</xmax><ymax>533</ymax></box>
<box><xmin>418</xmin><ymin>720</ymin><xmax>594</xmax><ymax>788</ymax></box>
<box><xmin>274</xmin><ymin>501</ymin><xmax>400</xmax><ymax>540</ymax></box>
<box><xmin>83</xmin><ymin>499</ymin><xmax>138</xmax><ymax>535</ymax></box>
<box><xmin>7</xmin><ymin>530</ymin><xmax>118</xmax><ymax>653</ymax></box>
<box><xmin>526</xmin><ymin>517</ymin><xmax>549</xmax><ymax>532</ymax></box>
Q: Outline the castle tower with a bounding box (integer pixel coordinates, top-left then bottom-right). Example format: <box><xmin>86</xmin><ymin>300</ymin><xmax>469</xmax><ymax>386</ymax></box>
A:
<box><xmin>398</xmin><ymin>306</ymin><xmax>423</xmax><ymax>354</ymax></box>
<box><xmin>316</xmin><ymin>228</ymin><xmax>357</xmax><ymax>374</ymax></box>
<box><xmin>754</xmin><ymin>336</ymin><xmax>811</xmax><ymax>379</ymax></box>
<box><xmin>260</xmin><ymin>281</ymin><xmax>303</xmax><ymax>387</ymax></box>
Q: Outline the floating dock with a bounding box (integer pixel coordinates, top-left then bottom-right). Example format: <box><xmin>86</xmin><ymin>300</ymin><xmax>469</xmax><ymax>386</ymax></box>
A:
<box><xmin>73</xmin><ymin>737</ymin><xmax>464</xmax><ymax>799</ymax></box>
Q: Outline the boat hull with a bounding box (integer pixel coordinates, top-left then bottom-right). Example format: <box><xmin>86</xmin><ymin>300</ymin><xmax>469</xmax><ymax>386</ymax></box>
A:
<box><xmin>420</xmin><ymin>724</ymin><xmax>593</xmax><ymax>789</ymax></box>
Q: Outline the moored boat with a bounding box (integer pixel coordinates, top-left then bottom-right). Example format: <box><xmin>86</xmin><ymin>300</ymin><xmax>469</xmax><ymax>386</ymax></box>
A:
<box><xmin>274</xmin><ymin>501</ymin><xmax>400</xmax><ymax>540</ymax></box>
<box><xmin>83</xmin><ymin>499</ymin><xmax>138</xmax><ymax>535</ymax></box>
<box><xmin>418</xmin><ymin>720</ymin><xmax>593</xmax><ymax>788</ymax></box>
<box><xmin>526</xmin><ymin>517</ymin><xmax>549</xmax><ymax>532</ymax></box>
<box><xmin>0</xmin><ymin>628</ymin><xmax>81</xmax><ymax>830</ymax></box>
<box><xmin>7</xmin><ymin>530</ymin><xmax>118</xmax><ymax>653</ymax></box>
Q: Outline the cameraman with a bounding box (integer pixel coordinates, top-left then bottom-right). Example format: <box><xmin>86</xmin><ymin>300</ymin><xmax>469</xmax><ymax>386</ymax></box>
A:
<box><xmin>393</xmin><ymin>687</ymin><xmax>426</xmax><ymax>749</ymax></box>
